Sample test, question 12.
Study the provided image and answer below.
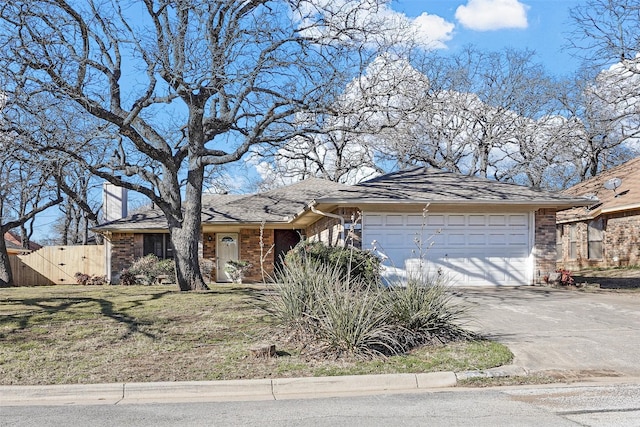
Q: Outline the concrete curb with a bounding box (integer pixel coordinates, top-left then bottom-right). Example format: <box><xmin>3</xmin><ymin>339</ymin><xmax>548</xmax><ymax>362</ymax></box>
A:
<box><xmin>0</xmin><ymin>372</ymin><xmax>458</xmax><ymax>406</ymax></box>
<box><xmin>272</xmin><ymin>372</ymin><xmax>457</xmax><ymax>398</ymax></box>
<box><xmin>0</xmin><ymin>383</ymin><xmax>125</xmax><ymax>406</ymax></box>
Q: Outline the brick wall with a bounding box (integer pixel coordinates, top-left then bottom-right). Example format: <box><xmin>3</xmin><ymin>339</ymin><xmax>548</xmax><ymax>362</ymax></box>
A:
<box><xmin>239</xmin><ymin>228</ymin><xmax>275</xmax><ymax>282</ymax></box>
<box><xmin>305</xmin><ymin>207</ymin><xmax>360</xmax><ymax>248</ymax></box>
<box><xmin>605</xmin><ymin>212</ymin><xmax>640</xmax><ymax>266</ymax></box>
<box><xmin>110</xmin><ymin>233</ymin><xmax>136</xmax><ymax>278</ymax></box>
<box><xmin>534</xmin><ymin>208</ymin><xmax>557</xmax><ymax>283</ymax></box>
<box><xmin>560</xmin><ymin>210</ymin><xmax>640</xmax><ymax>270</ymax></box>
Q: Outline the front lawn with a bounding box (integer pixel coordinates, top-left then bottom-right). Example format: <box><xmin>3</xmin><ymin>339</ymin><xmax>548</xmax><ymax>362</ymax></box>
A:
<box><xmin>0</xmin><ymin>285</ymin><xmax>512</xmax><ymax>385</ymax></box>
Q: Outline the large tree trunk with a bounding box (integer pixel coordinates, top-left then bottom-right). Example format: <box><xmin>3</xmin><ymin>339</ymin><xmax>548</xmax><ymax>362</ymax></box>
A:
<box><xmin>0</xmin><ymin>238</ymin><xmax>14</xmax><ymax>287</ymax></box>
<box><xmin>168</xmin><ymin>161</ymin><xmax>208</xmax><ymax>292</ymax></box>
<box><xmin>171</xmin><ymin>224</ymin><xmax>207</xmax><ymax>291</ymax></box>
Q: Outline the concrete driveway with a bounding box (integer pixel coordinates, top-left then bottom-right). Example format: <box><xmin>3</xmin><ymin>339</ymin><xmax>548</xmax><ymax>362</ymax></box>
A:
<box><xmin>456</xmin><ymin>287</ymin><xmax>640</xmax><ymax>376</ymax></box>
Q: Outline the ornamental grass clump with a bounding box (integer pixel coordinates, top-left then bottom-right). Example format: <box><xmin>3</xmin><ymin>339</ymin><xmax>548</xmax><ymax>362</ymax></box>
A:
<box><xmin>385</xmin><ymin>274</ymin><xmax>471</xmax><ymax>348</ymax></box>
<box><xmin>268</xmin><ymin>255</ymin><xmax>401</xmax><ymax>357</ymax></box>
<box><xmin>284</xmin><ymin>240</ymin><xmax>381</xmax><ymax>287</ymax></box>
<box><xmin>311</xmin><ymin>278</ymin><xmax>401</xmax><ymax>357</ymax></box>
<box><xmin>267</xmin><ymin>242</ymin><xmax>471</xmax><ymax>358</ymax></box>
<box><xmin>268</xmin><ymin>256</ymin><xmax>342</xmax><ymax>331</ymax></box>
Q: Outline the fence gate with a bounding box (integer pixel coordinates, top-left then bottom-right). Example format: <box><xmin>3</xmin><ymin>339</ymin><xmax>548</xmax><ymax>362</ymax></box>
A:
<box><xmin>9</xmin><ymin>245</ymin><xmax>106</xmax><ymax>286</ymax></box>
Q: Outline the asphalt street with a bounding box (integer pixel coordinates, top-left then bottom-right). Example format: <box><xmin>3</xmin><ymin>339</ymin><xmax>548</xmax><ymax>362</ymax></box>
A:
<box><xmin>3</xmin><ymin>382</ymin><xmax>640</xmax><ymax>426</ymax></box>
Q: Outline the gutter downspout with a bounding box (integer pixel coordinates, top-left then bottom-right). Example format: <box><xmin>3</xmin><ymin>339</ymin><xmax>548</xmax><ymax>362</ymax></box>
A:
<box><xmin>310</xmin><ymin>205</ymin><xmax>345</xmax><ymax>247</ymax></box>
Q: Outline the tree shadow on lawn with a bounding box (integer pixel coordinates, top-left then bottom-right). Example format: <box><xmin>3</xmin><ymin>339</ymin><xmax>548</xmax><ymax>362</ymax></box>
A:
<box><xmin>0</xmin><ymin>291</ymin><xmax>176</xmax><ymax>340</ymax></box>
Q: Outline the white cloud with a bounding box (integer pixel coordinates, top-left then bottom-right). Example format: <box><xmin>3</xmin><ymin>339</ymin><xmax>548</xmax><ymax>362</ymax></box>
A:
<box><xmin>455</xmin><ymin>0</ymin><xmax>529</xmax><ymax>31</ymax></box>
<box><xmin>291</xmin><ymin>1</ymin><xmax>454</xmax><ymax>50</ymax></box>
<box><xmin>411</xmin><ymin>13</ymin><xmax>455</xmax><ymax>49</ymax></box>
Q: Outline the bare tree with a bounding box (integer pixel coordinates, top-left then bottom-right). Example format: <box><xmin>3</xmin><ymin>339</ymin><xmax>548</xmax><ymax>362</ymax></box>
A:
<box><xmin>556</xmin><ymin>67</ymin><xmax>640</xmax><ymax>181</ymax></box>
<box><xmin>0</xmin><ymin>136</ymin><xmax>62</xmax><ymax>287</ymax></box>
<box><xmin>565</xmin><ymin>0</ymin><xmax>640</xmax><ymax>177</ymax></box>
<box><xmin>0</xmin><ymin>0</ymin><xmax>400</xmax><ymax>290</ymax></box>
<box><xmin>373</xmin><ymin>47</ymin><xmax>566</xmax><ymax>185</ymax></box>
<box><xmin>567</xmin><ymin>0</ymin><xmax>640</xmax><ymax>67</ymax></box>
<box><xmin>56</xmin><ymin>165</ymin><xmax>103</xmax><ymax>245</ymax></box>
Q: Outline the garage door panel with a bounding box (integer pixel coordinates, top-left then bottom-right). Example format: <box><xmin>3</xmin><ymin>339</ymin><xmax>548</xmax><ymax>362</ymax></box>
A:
<box><xmin>448</xmin><ymin>215</ymin><xmax>465</xmax><ymax>226</ymax></box>
<box><xmin>364</xmin><ymin>215</ymin><xmax>383</xmax><ymax>226</ymax></box>
<box><xmin>363</xmin><ymin>212</ymin><xmax>532</xmax><ymax>287</ymax></box>
<box><xmin>426</xmin><ymin>214</ymin><xmax>445</xmax><ymax>226</ymax></box>
<box><xmin>447</xmin><ymin>233</ymin><xmax>467</xmax><ymax>245</ymax></box>
<box><xmin>509</xmin><ymin>214</ymin><xmax>528</xmax><ymax>226</ymax></box>
<box><xmin>407</xmin><ymin>214</ymin><xmax>425</xmax><ymax>226</ymax></box>
<box><xmin>468</xmin><ymin>215</ymin><xmax>486</xmax><ymax>225</ymax></box>
<box><xmin>489</xmin><ymin>215</ymin><xmax>507</xmax><ymax>226</ymax></box>
<box><xmin>468</xmin><ymin>233</ymin><xmax>486</xmax><ymax>245</ymax></box>
<box><xmin>385</xmin><ymin>215</ymin><xmax>404</xmax><ymax>226</ymax></box>
<box><xmin>509</xmin><ymin>233</ymin><xmax>528</xmax><ymax>245</ymax></box>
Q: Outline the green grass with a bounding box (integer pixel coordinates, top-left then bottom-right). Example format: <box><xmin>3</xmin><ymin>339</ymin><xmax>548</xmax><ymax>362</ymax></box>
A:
<box><xmin>0</xmin><ymin>284</ymin><xmax>512</xmax><ymax>385</ymax></box>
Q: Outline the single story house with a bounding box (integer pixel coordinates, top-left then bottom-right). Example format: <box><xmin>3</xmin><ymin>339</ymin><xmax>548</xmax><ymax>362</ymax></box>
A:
<box><xmin>94</xmin><ymin>167</ymin><xmax>589</xmax><ymax>286</ymax></box>
<box><xmin>557</xmin><ymin>157</ymin><xmax>640</xmax><ymax>269</ymax></box>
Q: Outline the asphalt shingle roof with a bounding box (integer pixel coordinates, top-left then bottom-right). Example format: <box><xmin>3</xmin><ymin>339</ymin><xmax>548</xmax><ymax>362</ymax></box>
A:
<box><xmin>94</xmin><ymin>178</ymin><xmax>350</xmax><ymax>231</ymax></box>
<box><xmin>94</xmin><ymin>168</ymin><xmax>588</xmax><ymax>232</ymax></box>
<box><xmin>557</xmin><ymin>157</ymin><xmax>640</xmax><ymax>222</ymax></box>
<box><xmin>317</xmin><ymin>167</ymin><xmax>588</xmax><ymax>205</ymax></box>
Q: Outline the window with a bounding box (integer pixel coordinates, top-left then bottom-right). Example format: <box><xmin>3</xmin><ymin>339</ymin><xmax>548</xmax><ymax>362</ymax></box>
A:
<box><xmin>569</xmin><ymin>224</ymin><xmax>577</xmax><ymax>260</ymax></box>
<box><xmin>556</xmin><ymin>226</ymin><xmax>563</xmax><ymax>260</ymax></box>
<box><xmin>587</xmin><ymin>218</ymin><xmax>604</xmax><ymax>260</ymax></box>
<box><xmin>143</xmin><ymin>234</ymin><xmax>173</xmax><ymax>259</ymax></box>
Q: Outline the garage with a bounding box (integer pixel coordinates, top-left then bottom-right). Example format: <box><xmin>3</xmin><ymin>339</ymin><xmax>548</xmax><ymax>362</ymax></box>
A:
<box><xmin>362</xmin><ymin>211</ymin><xmax>533</xmax><ymax>287</ymax></box>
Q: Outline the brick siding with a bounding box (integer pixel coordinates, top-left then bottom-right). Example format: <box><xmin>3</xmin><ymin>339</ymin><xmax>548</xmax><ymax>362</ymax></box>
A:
<box><xmin>558</xmin><ymin>209</ymin><xmax>640</xmax><ymax>269</ymax></box>
<box><xmin>605</xmin><ymin>212</ymin><xmax>640</xmax><ymax>266</ymax></box>
<box><xmin>534</xmin><ymin>209</ymin><xmax>557</xmax><ymax>283</ymax></box>
<box><xmin>239</xmin><ymin>228</ymin><xmax>275</xmax><ymax>282</ymax></box>
<box><xmin>305</xmin><ymin>207</ymin><xmax>361</xmax><ymax>248</ymax></box>
<box><xmin>109</xmin><ymin>233</ymin><xmax>136</xmax><ymax>277</ymax></box>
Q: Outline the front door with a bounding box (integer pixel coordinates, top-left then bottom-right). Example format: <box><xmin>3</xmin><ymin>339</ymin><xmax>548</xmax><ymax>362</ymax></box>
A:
<box><xmin>274</xmin><ymin>229</ymin><xmax>302</xmax><ymax>274</ymax></box>
<box><xmin>216</xmin><ymin>233</ymin><xmax>239</xmax><ymax>282</ymax></box>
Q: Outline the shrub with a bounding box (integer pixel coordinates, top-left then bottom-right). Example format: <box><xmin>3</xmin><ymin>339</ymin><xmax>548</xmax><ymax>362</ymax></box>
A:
<box><xmin>199</xmin><ymin>258</ymin><xmax>215</xmax><ymax>283</ymax></box>
<box><xmin>556</xmin><ymin>269</ymin><xmax>575</xmax><ymax>286</ymax></box>
<box><xmin>312</xmin><ymin>278</ymin><xmax>401</xmax><ymax>357</ymax></box>
<box><xmin>127</xmin><ymin>254</ymin><xmax>176</xmax><ymax>285</ymax></box>
<box><xmin>74</xmin><ymin>272</ymin><xmax>108</xmax><ymax>286</ymax></box>
<box><xmin>119</xmin><ymin>269</ymin><xmax>138</xmax><ymax>286</ymax></box>
<box><xmin>74</xmin><ymin>272</ymin><xmax>90</xmax><ymax>285</ymax></box>
<box><xmin>266</xmin><ymin>239</ymin><xmax>473</xmax><ymax>358</ymax></box>
<box><xmin>266</xmin><ymin>250</ymin><xmax>472</xmax><ymax>358</ymax></box>
<box><xmin>224</xmin><ymin>260</ymin><xmax>252</xmax><ymax>283</ymax></box>
<box><xmin>284</xmin><ymin>240</ymin><xmax>381</xmax><ymax>286</ymax></box>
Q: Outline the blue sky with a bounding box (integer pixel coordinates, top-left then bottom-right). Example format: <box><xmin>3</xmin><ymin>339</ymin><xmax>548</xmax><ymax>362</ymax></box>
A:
<box><xmin>389</xmin><ymin>0</ymin><xmax>583</xmax><ymax>76</ymax></box>
<box><xmin>30</xmin><ymin>0</ymin><xmax>587</xmax><ymax>242</ymax></box>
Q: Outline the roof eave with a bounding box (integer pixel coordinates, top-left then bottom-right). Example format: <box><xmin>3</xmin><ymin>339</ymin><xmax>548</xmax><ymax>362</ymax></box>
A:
<box><xmin>313</xmin><ymin>198</ymin><xmax>591</xmax><ymax>208</ymax></box>
<box><xmin>557</xmin><ymin>202</ymin><xmax>640</xmax><ymax>224</ymax></box>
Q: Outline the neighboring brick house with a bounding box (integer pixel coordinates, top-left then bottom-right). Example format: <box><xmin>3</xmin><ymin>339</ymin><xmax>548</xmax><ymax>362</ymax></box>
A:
<box><xmin>4</xmin><ymin>231</ymin><xmax>41</xmax><ymax>255</ymax></box>
<box><xmin>94</xmin><ymin>167</ymin><xmax>588</xmax><ymax>286</ymax></box>
<box><xmin>557</xmin><ymin>157</ymin><xmax>640</xmax><ymax>270</ymax></box>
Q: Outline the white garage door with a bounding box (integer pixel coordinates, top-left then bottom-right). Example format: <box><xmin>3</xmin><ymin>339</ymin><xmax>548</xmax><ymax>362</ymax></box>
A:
<box><xmin>363</xmin><ymin>212</ymin><xmax>532</xmax><ymax>287</ymax></box>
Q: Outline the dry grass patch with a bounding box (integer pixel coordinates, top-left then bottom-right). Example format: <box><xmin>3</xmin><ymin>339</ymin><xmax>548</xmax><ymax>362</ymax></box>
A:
<box><xmin>1</xmin><ymin>285</ymin><xmax>511</xmax><ymax>385</ymax></box>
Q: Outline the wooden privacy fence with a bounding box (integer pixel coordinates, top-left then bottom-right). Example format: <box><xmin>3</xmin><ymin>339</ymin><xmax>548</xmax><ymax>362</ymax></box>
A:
<box><xmin>9</xmin><ymin>245</ymin><xmax>106</xmax><ymax>286</ymax></box>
